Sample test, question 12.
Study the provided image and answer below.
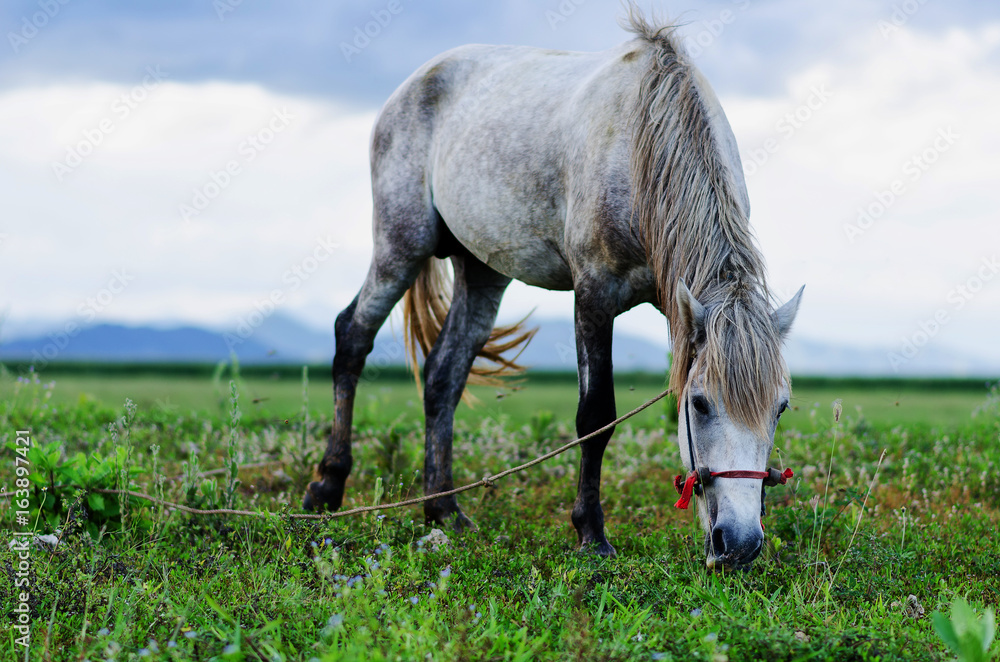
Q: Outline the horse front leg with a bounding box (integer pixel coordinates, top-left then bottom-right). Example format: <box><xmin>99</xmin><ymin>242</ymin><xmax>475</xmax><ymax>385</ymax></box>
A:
<box><xmin>570</xmin><ymin>293</ymin><xmax>618</xmax><ymax>557</ymax></box>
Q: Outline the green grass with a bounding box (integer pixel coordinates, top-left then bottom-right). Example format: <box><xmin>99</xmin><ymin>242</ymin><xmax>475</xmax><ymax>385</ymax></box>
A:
<box><xmin>2</xmin><ymin>367</ymin><xmax>991</xmax><ymax>430</ymax></box>
<box><xmin>1</xmin><ymin>368</ymin><xmax>999</xmax><ymax>661</ymax></box>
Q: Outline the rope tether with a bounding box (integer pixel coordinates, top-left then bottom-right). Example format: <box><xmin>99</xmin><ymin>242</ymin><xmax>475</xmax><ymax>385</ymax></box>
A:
<box><xmin>75</xmin><ymin>389</ymin><xmax>675</xmax><ymax>521</ymax></box>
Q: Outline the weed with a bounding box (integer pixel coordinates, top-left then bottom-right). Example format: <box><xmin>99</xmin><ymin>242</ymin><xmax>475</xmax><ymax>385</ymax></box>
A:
<box><xmin>224</xmin><ymin>380</ymin><xmax>242</xmax><ymax>509</ymax></box>
<box><xmin>933</xmin><ymin>598</ymin><xmax>997</xmax><ymax>662</ymax></box>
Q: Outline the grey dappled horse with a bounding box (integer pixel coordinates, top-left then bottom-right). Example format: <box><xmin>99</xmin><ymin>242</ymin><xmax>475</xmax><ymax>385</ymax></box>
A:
<box><xmin>305</xmin><ymin>10</ymin><xmax>803</xmax><ymax>569</ymax></box>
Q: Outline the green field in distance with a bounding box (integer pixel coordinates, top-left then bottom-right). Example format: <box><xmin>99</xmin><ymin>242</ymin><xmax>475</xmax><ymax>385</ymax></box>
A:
<box><xmin>3</xmin><ymin>364</ymin><xmax>993</xmax><ymax>432</ymax></box>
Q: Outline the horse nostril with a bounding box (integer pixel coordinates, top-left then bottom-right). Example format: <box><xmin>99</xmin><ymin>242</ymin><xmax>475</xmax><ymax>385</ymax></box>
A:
<box><xmin>710</xmin><ymin>526</ymin><xmax>727</xmax><ymax>557</ymax></box>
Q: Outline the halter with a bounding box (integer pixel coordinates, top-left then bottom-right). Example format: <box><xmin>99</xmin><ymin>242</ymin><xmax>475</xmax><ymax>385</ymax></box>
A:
<box><xmin>673</xmin><ymin>390</ymin><xmax>793</xmax><ymax>512</ymax></box>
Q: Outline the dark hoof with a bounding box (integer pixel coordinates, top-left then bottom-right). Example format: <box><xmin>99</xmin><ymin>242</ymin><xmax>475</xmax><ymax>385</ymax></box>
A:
<box><xmin>448</xmin><ymin>510</ymin><xmax>478</xmax><ymax>534</ymax></box>
<box><xmin>578</xmin><ymin>538</ymin><xmax>617</xmax><ymax>558</ymax></box>
<box><xmin>572</xmin><ymin>502</ymin><xmax>614</xmax><ymax>556</ymax></box>
<box><xmin>303</xmin><ymin>479</ymin><xmax>345</xmax><ymax>512</ymax></box>
<box><xmin>424</xmin><ymin>498</ymin><xmax>477</xmax><ymax>533</ymax></box>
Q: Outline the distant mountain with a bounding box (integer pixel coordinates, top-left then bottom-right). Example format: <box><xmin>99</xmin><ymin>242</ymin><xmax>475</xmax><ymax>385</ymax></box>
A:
<box><xmin>360</xmin><ymin>317</ymin><xmax>669</xmax><ymax>372</ymax></box>
<box><xmin>490</xmin><ymin>318</ymin><xmax>668</xmax><ymax>372</ymax></box>
<box><xmin>246</xmin><ymin>313</ymin><xmax>333</xmax><ymax>363</ymax></box>
<box><xmin>0</xmin><ymin>315</ymin><xmax>667</xmax><ymax>371</ymax></box>
<box><xmin>0</xmin><ymin>323</ymin><xmax>275</xmax><ymax>364</ymax></box>
<box><xmin>1</xmin><ymin>313</ymin><xmax>997</xmax><ymax>377</ymax></box>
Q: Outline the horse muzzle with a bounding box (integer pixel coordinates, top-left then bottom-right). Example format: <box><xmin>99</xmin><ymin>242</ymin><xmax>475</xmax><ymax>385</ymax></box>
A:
<box><xmin>673</xmin><ymin>467</ymin><xmax>792</xmax><ymax>570</ymax></box>
<box><xmin>704</xmin><ymin>524</ymin><xmax>764</xmax><ymax>570</ymax></box>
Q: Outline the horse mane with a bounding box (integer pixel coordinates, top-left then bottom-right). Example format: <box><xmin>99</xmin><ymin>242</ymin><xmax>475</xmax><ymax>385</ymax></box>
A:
<box><xmin>624</xmin><ymin>6</ymin><xmax>787</xmax><ymax>434</ymax></box>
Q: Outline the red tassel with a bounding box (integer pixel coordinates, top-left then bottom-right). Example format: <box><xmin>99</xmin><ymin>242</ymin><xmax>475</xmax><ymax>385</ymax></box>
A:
<box><xmin>673</xmin><ymin>471</ymin><xmax>699</xmax><ymax>510</ymax></box>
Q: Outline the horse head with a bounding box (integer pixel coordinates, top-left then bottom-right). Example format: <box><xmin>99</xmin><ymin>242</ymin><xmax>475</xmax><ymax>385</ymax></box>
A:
<box><xmin>674</xmin><ymin>279</ymin><xmax>804</xmax><ymax>570</ymax></box>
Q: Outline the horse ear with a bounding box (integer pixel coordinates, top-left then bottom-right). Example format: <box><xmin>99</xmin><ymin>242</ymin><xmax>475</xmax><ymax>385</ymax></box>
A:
<box><xmin>676</xmin><ymin>279</ymin><xmax>706</xmax><ymax>336</ymax></box>
<box><xmin>773</xmin><ymin>285</ymin><xmax>805</xmax><ymax>339</ymax></box>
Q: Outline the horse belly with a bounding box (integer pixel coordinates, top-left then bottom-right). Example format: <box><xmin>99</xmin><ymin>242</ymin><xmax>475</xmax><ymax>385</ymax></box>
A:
<box><xmin>438</xmin><ymin>200</ymin><xmax>574</xmax><ymax>290</ymax></box>
<box><xmin>472</xmin><ymin>236</ymin><xmax>574</xmax><ymax>291</ymax></box>
<box><xmin>429</xmin><ymin>99</ymin><xmax>575</xmax><ymax>287</ymax></box>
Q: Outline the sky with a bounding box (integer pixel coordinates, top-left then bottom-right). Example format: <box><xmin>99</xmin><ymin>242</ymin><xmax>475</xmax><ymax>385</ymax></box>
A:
<box><xmin>1</xmin><ymin>0</ymin><xmax>999</xmax><ymax>373</ymax></box>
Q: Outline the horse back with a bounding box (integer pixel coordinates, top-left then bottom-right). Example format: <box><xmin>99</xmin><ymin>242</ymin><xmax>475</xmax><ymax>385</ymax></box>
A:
<box><xmin>371</xmin><ymin>40</ymin><xmax>654</xmax><ymax>292</ymax></box>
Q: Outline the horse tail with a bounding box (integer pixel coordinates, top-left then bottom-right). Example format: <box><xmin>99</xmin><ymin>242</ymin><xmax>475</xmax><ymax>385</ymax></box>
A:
<box><xmin>402</xmin><ymin>257</ymin><xmax>536</xmax><ymax>396</ymax></box>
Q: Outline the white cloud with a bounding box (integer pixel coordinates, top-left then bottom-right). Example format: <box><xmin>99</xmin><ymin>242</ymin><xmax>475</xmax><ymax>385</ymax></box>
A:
<box><xmin>2</xmin><ymin>21</ymin><xmax>998</xmax><ymax>372</ymax></box>
<box><xmin>1</xmin><ymin>81</ymin><xmax>377</xmax><ymax>330</ymax></box>
<box><xmin>723</xmin><ymin>22</ymin><xmax>1000</xmax><ymax>360</ymax></box>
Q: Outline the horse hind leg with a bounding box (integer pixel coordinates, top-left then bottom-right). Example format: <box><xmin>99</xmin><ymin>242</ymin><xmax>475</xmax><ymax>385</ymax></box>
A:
<box><xmin>421</xmin><ymin>253</ymin><xmax>511</xmax><ymax>530</ymax></box>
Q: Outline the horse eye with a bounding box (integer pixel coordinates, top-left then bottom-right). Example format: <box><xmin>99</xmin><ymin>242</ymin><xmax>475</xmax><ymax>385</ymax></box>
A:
<box><xmin>776</xmin><ymin>402</ymin><xmax>789</xmax><ymax>419</ymax></box>
<box><xmin>692</xmin><ymin>395</ymin><xmax>711</xmax><ymax>416</ymax></box>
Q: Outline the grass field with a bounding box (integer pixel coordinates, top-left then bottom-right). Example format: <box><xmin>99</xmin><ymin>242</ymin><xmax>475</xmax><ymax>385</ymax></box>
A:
<box><xmin>1</xmin><ymin>366</ymin><xmax>993</xmax><ymax>430</ymax></box>
<box><xmin>1</xmin><ymin>366</ymin><xmax>999</xmax><ymax>661</ymax></box>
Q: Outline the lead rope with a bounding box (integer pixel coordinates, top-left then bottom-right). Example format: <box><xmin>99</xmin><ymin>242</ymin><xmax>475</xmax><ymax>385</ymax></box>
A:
<box><xmin>81</xmin><ymin>389</ymin><xmax>674</xmax><ymax>521</ymax></box>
